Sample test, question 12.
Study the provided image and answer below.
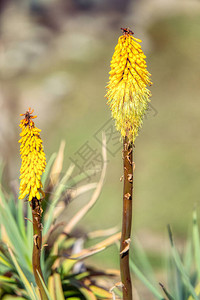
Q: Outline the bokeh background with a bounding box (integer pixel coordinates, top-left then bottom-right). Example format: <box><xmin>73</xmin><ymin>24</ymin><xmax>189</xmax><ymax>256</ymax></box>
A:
<box><xmin>1</xmin><ymin>0</ymin><xmax>200</xmax><ymax>298</ymax></box>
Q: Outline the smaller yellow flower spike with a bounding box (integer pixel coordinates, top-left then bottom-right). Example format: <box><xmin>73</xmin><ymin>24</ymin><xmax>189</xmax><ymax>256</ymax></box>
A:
<box><xmin>19</xmin><ymin>108</ymin><xmax>46</xmax><ymax>202</ymax></box>
<box><xmin>106</xmin><ymin>28</ymin><xmax>152</xmax><ymax>143</ymax></box>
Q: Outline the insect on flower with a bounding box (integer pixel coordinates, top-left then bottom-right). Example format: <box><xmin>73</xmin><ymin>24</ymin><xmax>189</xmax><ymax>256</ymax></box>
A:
<box><xmin>20</xmin><ymin>107</ymin><xmax>37</xmax><ymax>127</ymax></box>
<box><xmin>120</xmin><ymin>27</ymin><xmax>134</xmax><ymax>36</ymax></box>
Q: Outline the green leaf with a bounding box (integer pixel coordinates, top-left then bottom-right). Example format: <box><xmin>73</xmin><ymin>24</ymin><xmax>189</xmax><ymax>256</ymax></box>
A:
<box><xmin>71</xmin><ymin>282</ymin><xmax>97</xmax><ymax>300</ymax></box>
<box><xmin>192</xmin><ymin>210</ymin><xmax>200</xmax><ymax>280</ymax></box>
<box><xmin>188</xmin><ymin>282</ymin><xmax>200</xmax><ymax>300</ymax></box>
<box><xmin>26</xmin><ymin>203</ymin><xmax>33</xmax><ymax>253</ymax></box>
<box><xmin>0</xmin><ymin>162</ymin><xmax>4</xmax><ymax>182</ymax></box>
<box><xmin>133</xmin><ymin>238</ymin><xmax>158</xmax><ymax>284</ymax></box>
<box><xmin>63</xmin><ymin>136</ymin><xmax>107</xmax><ymax>235</ymax></box>
<box><xmin>53</xmin><ymin>273</ymin><xmax>65</xmax><ymax>300</ymax></box>
<box><xmin>64</xmin><ymin>297</ymin><xmax>83</xmax><ymax>300</ymax></box>
<box><xmin>2</xmin><ymin>297</ymin><xmax>26</xmax><ymax>300</ymax></box>
<box><xmin>0</xmin><ymin>253</ymin><xmax>12</xmax><ymax>268</ymax></box>
<box><xmin>31</xmin><ymin>282</ymin><xmax>41</xmax><ymax>300</ymax></box>
<box><xmin>0</xmin><ymin>275</ymin><xmax>16</xmax><ymax>284</ymax></box>
<box><xmin>0</xmin><ymin>192</ymin><xmax>31</xmax><ymax>269</ymax></box>
<box><xmin>63</xmin><ymin>289</ymin><xmax>83</xmax><ymax>298</ymax></box>
<box><xmin>37</xmin><ymin>270</ymin><xmax>52</xmax><ymax>300</ymax></box>
<box><xmin>159</xmin><ymin>283</ymin><xmax>175</xmax><ymax>300</ymax></box>
<box><xmin>167</xmin><ymin>225</ymin><xmax>199</xmax><ymax>300</ymax></box>
<box><xmin>43</xmin><ymin>164</ymin><xmax>75</xmax><ymax>235</ymax></box>
<box><xmin>130</xmin><ymin>258</ymin><xmax>165</xmax><ymax>300</ymax></box>
<box><xmin>79</xmin><ymin>287</ymin><xmax>97</xmax><ymax>300</ymax></box>
<box><xmin>183</xmin><ymin>241</ymin><xmax>192</xmax><ymax>275</ymax></box>
<box><xmin>48</xmin><ymin>275</ymin><xmax>56</xmax><ymax>300</ymax></box>
<box><xmin>65</xmin><ymin>298</ymin><xmax>82</xmax><ymax>300</ymax></box>
<box><xmin>43</xmin><ymin>255</ymin><xmax>58</xmax><ymax>278</ymax></box>
<box><xmin>90</xmin><ymin>285</ymin><xmax>112</xmax><ymax>298</ymax></box>
<box><xmin>8</xmin><ymin>247</ymin><xmax>37</xmax><ymax>300</ymax></box>
<box><xmin>42</xmin><ymin>153</ymin><xmax>57</xmax><ymax>187</ymax></box>
<box><xmin>17</xmin><ymin>198</ymin><xmax>26</xmax><ymax>242</ymax></box>
<box><xmin>61</xmin><ymin>233</ymin><xmax>120</xmax><ymax>275</ymax></box>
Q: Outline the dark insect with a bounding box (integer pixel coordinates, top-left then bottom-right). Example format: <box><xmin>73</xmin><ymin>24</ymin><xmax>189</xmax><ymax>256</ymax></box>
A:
<box><xmin>121</xmin><ymin>27</ymin><xmax>134</xmax><ymax>36</ymax></box>
<box><xmin>20</xmin><ymin>107</ymin><xmax>37</xmax><ymax>125</ymax></box>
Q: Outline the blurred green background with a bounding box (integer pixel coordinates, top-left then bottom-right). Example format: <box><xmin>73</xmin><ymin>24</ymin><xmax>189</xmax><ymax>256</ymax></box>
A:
<box><xmin>1</xmin><ymin>0</ymin><xmax>200</xmax><ymax>298</ymax></box>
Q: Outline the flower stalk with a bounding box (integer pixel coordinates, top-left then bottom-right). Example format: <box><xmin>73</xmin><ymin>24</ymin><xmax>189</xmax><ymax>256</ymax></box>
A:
<box><xmin>19</xmin><ymin>108</ymin><xmax>47</xmax><ymax>300</ymax></box>
<box><xmin>106</xmin><ymin>28</ymin><xmax>152</xmax><ymax>299</ymax></box>
<box><xmin>120</xmin><ymin>136</ymin><xmax>133</xmax><ymax>299</ymax></box>
<box><xmin>31</xmin><ymin>198</ymin><xmax>48</xmax><ymax>300</ymax></box>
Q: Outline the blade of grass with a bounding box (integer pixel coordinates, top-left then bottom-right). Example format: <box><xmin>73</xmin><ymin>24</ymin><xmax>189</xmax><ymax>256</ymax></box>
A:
<box><xmin>8</xmin><ymin>247</ymin><xmax>37</xmax><ymax>300</ymax></box>
<box><xmin>192</xmin><ymin>210</ymin><xmax>200</xmax><ymax>280</ymax></box>
<box><xmin>51</xmin><ymin>134</ymin><xmax>107</xmax><ymax>266</ymax></box>
<box><xmin>31</xmin><ymin>283</ymin><xmax>41</xmax><ymax>300</ymax></box>
<box><xmin>62</xmin><ymin>133</ymin><xmax>107</xmax><ymax>235</ymax></box>
<box><xmin>50</xmin><ymin>182</ymin><xmax>97</xmax><ymax>224</ymax></box>
<box><xmin>79</xmin><ymin>287</ymin><xmax>97</xmax><ymax>300</ymax></box>
<box><xmin>183</xmin><ymin>241</ymin><xmax>192</xmax><ymax>275</ymax></box>
<box><xmin>37</xmin><ymin>270</ymin><xmax>52</xmax><ymax>300</ymax></box>
<box><xmin>62</xmin><ymin>232</ymin><xmax>120</xmax><ymax>275</ymax></box>
<box><xmin>90</xmin><ymin>285</ymin><xmax>113</xmax><ymax>298</ymax></box>
<box><xmin>0</xmin><ymin>193</ymin><xmax>25</xmax><ymax>252</ymax></box>
<box><xmin>1</xmin><ymin>297</ymin><xmax>25</xmax><ymax>300</ymax></box>
<box><xmin>167</xmin><ymin>225</ymin><xmax>198</xmax><ymax>300</ymax></box>
<box><xmin>48</xmin><ymin>141</ymin><xmax>65</xmax><ymax>187</ymax></box>
<box><xmin>166</xmin><ymin>254</ymin><xmax>181</xmax><ymax>300</ymax></box>
<box><xmin>159</xmin><ymin>283</ymin><xmax>175</xmax><ymax>300</ymax></box>
<box><xmin>133</xmin><ymin>238</ymin><xmax>158</xmax><ymax>286</ymax></box>
<box><xmin>188</xmin><ymin>282</ymin><xmax>200</xmax><ymax>300</ymax></box>
<box><xmin>71</xmin><ymin>281</ymin><xmax>97</xmax><ymax>300</ymax></box>
<box><xmin>26</xmin><ymin>203</ymin><xmax>33</xmax><ymax>253</ymax></box>
<box><xmin>0</xmin><ymin>197</ymin><xmax>31</xmax><ymax>269</ymax></box>
<box><xmin>42</xmin><ymin>153</ymin><xmax>57</xmax><ymax>187</ymax></box>
<box><xmin>0</xmin><ymin>275</ymin><xmax>16</xmax><ymax>284</ymax></box>
<box><xmin>53</xmin><ymin>273</ymin><xmax>65</xmax><ymax>300</ymax></box>
<box><xmin>48</xmin><ymin>275</ymin><xmax>56</xmax><ymax>300</ymax></box>
<box><xmin>43</xmin><ymin>164</ymin><xmax>75</xmax><ymax>235</ymax></box>
<box><xmin>0</xmin><ymin>161</ymin><xmax>4</xmax><ymax>182</ymax></box>
<box><xmin>130</xmin><ymin>258</ymin><xmax>165</xmax><ymax>300</ymax></box>
<box><xmin>0</xmin><ymin>254</ymin><xmax>12</xmax><ymax>268</ymax></box>
<box><xmin>17</xmin><ymin>197</ymin><xmax>26</xmax><ymax>242</ymax></box>
<box><xmin>88</xmin><ymin>226</ymin><xmax>119</xmax><ymax>239</ymax></box>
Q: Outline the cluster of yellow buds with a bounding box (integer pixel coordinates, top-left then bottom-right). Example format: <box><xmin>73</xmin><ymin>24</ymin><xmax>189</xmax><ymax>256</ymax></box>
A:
<box><xmin>106</xmin><ymin>28</ymin><xmax>152</xmax><ymax>143</ymax></box>
<box><xmin>19</xmin><ymin>108</ymin><xmax>46</xmax><ymax>201</ymax></box>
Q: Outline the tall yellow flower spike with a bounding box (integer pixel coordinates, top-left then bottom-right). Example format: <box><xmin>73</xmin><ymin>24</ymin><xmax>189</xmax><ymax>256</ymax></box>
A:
<box><xmin>19</xmin><ymin>108</ymin><xmax>46</xmax><ymax>201</ymax></box>
<box><xmin>106</xmin><ymin>28</ymin><xmax>152</xmax><ymax>143</ymax></box>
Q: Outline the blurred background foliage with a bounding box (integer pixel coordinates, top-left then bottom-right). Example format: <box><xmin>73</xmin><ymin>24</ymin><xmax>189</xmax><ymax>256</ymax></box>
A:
<box><xmin>0</xmin><ymin>0</ymin><xmax>200</xmax><ymax>298</ymax></box>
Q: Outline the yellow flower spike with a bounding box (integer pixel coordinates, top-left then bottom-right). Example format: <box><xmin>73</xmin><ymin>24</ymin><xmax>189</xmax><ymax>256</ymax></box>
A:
<box><xmin>19</xmin><ymin>108</ymin><xmax>46</xmax><ymax>201</ymax></box>
<box><xmin>106</xmin><ymin>28</ymin><xmax>152</xmax><ymax>143</ymax></box>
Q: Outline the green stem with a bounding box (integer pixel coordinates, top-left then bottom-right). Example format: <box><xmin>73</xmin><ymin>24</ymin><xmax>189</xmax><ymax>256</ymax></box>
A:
<box><xmin>31</xmin><ymin>198</ymin><xmax>48</xmax><ymax>300</ymax></box>
<box><xmin>120</xmin><ymin>135</ymin><xmax>133</xmax><ymax>300</ymax></box>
